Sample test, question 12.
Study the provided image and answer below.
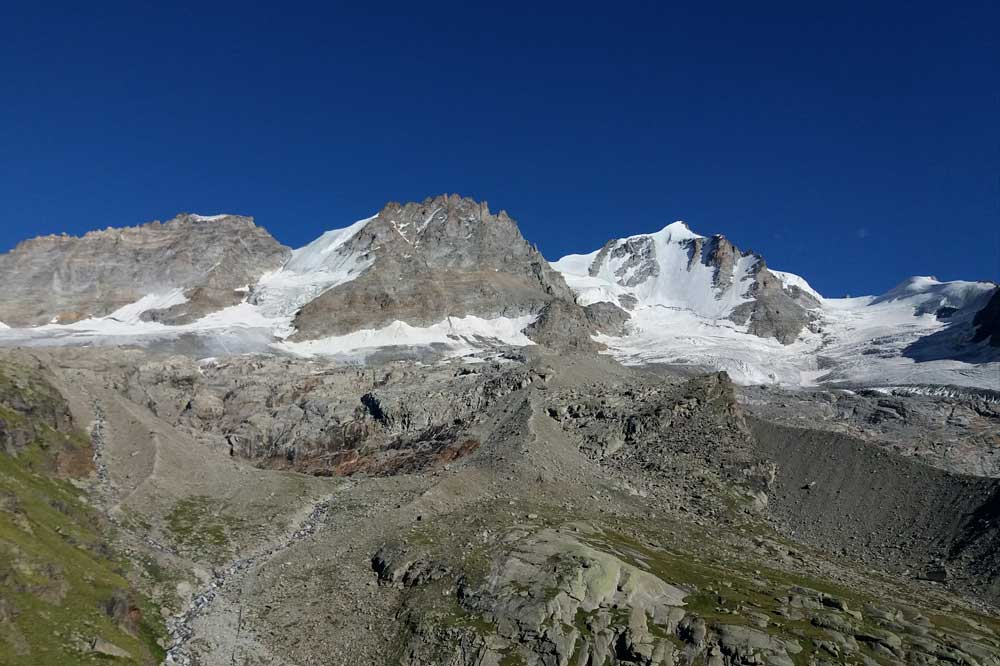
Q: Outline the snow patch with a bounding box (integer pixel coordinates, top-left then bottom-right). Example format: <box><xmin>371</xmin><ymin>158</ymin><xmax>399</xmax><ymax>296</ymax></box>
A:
<box><xmin>251</xmin><ymin>214</ymin><xmax>377</xmax><ymax>326</ymax></box>
<box><xmin>39</xmin><ymin>289</ymin><xmax>189</xmax><ymax>331</ymax></box>
<box><xmin>190</xmin><ymin>214</ymin><xmax>232</xmax><ymax>222</ymax></box>
<box><xmin>771</xmin><ymin>270</ymin><xmax>823</xmax><ymax>301</ymax></box>
<box><xmin>274</xmin><ymin>315</ymin><xmax>537</xmax><ymax>360</ymax></box>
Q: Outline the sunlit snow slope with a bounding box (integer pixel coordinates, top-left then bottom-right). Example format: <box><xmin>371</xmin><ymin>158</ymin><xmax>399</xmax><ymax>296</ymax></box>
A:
<box><xmin>554</xmin><ymin>224</ymin><xmax>999</xmax><ymax>389</ymax></box>
<box><xmin>553</xmin><ymin>222</ymin><xmax>759</xmax><ymax>316</ymax></box>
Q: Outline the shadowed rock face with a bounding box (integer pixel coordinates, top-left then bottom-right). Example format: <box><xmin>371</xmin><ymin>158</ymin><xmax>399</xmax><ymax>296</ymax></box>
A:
<box><xmin>0</xmin><ymin>214</ymin><xmax>290</xmax><ymax>326</ymax></box>
<box><xmin>973</xmin><ymin>288</ymin><xmax>1000</xmax><ymax>347</ymax></box>
<box><xmin>291</xmin><ymin>195</ymin><xmax>593</xmax><ymax>348</ymax></box>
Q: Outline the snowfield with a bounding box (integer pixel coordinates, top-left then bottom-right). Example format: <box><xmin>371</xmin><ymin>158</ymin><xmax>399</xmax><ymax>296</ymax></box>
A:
<box><xmin>553</xmin><ymin>221</ymin><xmax>998</xmax><ymax>389</ymax></box>
<box><xmin>250</xmin><ymin>214</ymin><xmax>376</xmax><ymax>331</ymax></box>
<box><xmin>273</xmin><ymin>314</ymin><xmax>538</xmax><ymax>361</ymax></box>
<box><xmin>552</xmin><ymin>222</ymin><xmax>758</xmax><ymax>318</ymax></box>
<box><xmin>585</xmin><ymin>281</ymin><xmax>998</xmax><ymax>388</ymax></box>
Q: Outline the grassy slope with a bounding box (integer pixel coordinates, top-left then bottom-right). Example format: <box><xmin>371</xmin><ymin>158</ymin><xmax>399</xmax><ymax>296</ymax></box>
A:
<box><xmin>0</xmin><ymin>362</ymin><xmax>165</xmax><ymax>665</ymax></box>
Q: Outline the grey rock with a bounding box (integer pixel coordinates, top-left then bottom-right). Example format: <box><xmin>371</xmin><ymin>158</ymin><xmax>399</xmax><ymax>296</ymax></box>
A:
<box><xmin>0</xmin><ymin>213</ymin><xmax>289</xmax><ymax>326</ymax></box>
<box><xmin>90</xmin><ymin>637</ymin><xmax>132</xmax><ymax>659</ymax></box>
<box><xmin>583</xmin><ymin>301</ymin><xmax>631</xmax><ymax>336</ymax></box>
<box><xmin>728</xmin><ymin>259</ymin><xmax>819</xmax><ymax>345</ymax></box>
<box><xmin>290</xmin><ymin>195</ymin><xmax>593</xmax><ymax>350</ymax></box>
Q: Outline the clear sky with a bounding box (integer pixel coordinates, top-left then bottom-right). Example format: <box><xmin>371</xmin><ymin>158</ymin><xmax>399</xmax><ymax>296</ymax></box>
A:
<box><xmin>1</xmin><ymin>2</ymin><xmax>996</xmax><ymax>297</ymax></box>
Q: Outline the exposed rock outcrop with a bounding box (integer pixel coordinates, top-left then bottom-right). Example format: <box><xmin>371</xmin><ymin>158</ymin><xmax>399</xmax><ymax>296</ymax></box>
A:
<box><xmin>729</xmin><ymin>259</ymin><xmax>820</xmax><ymax>344</ymax></box>
<box><xmin>456</xmin><ymin>527</ymin><xmax>689</xmax><ymax>666</ymax></box>
<box><xmin>290</xmin><ymin>195</ymin><xmax>592</xmax><ymax>349</ymax></box>
<box><xmin>583</xmin><ymin>301</ymin><xmax>631</xmax><ymax>336</ymax></box>
<box><xmin>0</xmin><ymin>213</ymin><xmax>290</xmax><ymax>326</ymax></box>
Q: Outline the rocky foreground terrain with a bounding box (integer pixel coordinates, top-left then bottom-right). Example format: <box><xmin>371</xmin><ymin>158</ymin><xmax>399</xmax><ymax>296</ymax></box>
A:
<box><xmin>0</xmin><ymin>198</ymin><xmax>997</xmax><ymax>666</ymax></box>
<box><xmin>0</xmin><ymin>344</ymin><xmax>998</xmax><ymax>666</ymax></box>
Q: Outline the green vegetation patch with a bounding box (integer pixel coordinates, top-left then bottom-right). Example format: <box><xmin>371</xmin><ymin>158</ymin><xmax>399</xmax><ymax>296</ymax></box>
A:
<box><xmin>165</xmin><ymin>494</ymin><xmax>244</xmax><ymax>561</ymax></box>
<box><xmin>0</xmin><ymin>360</ymin><xmax>166</xmax><ymax>664</ymax></box>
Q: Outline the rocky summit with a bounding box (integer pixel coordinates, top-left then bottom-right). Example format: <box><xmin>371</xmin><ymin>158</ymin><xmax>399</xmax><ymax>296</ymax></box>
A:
<box><xmin>287</xmin><ymin>195</ymin><xmax>593</xmax><ymax>349</ymax></box>
<box><xmin>0</xmin><ymin>197</ymin><xmax>998</xmax><ymax>666</ymax></box>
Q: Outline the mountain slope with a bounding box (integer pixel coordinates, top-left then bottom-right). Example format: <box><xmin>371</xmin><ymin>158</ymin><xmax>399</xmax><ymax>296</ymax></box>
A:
<box><xmin>0</xmin><ymin>214</ymin><xmax>290</xmax><ymax>327</ymax></box>
<box><xmin>286</xmin><ymin>195</ymin><xmax>587</xmax><ymax>345</ymax></box>
<box><xmin>0</xmin><ymin>198</ymin><xmax>596</xmax><ymax>360</ymax></box>
<box><xmin>0</xmin><ymin>359</ymin><xmax>166</xmax><ymax>664</ymax></box>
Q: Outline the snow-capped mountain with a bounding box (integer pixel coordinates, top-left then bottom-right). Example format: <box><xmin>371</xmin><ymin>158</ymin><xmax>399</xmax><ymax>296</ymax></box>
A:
<box><xmin>0</xmin><ymin>196</ymin><xmax>593</xmax><ymax>360</ymax></box>
<box><xmin>552</xmin><ymin>224</ymin><xmax>998</xmax><ymax>388</ymax></box>
<box><xmin>0</xmin><ymin>199</ymin><xmax>996</xmax><ymax>388</ymax></box>
<box><xmin>552</xmin><ymin>221</ymin><xmax>820</xmax><ymax>344</ymax></box>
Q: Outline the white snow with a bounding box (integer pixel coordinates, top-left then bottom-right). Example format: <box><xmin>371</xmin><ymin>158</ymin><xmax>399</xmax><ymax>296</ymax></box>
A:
<box><xmin>289</xmin><ymin>215</ymin><xmax>374</xmax><ymax>268</ymax></box>
<box><xmin>553</xmin><ymin>221</ymin><xmax>759</xmax><ymax>318</ymax></box>
<box><xmin>771</xmin><ymin>270</ymin><xmax>823</xmax><ymax>301</ymax></box>
<box><xmin>190</xmin><ymin>214</ymin><xmax>232</xmax><ymax>221</ymax></box>
<box><xmin>871</xmin><ymin>276</ymin><xmax>994</xmax><ymax>312</ymax></box>
<box><xmin>251</xmin><ymin>214</ymin><xmax>376</xmax><ymax>328</ymax></box>
<box><xmin>273</xmin><ymin>315</ymin><xmax>537</xmax><ymax>360</ymax></box>
<box><xmin>553</xmin><ymin>223</ymin><xmax>999</xmax><ymax>389</ymax></box>
<box><xmin>99</xmin><ymin>289</ymin><xmax>189</xmax><ymax>324</ymax></box>
<box><xmin>583</xmin><ymin>288</ymin><xmax>999</xmax><ymax>389</ymax></box>
<box><xmin>0</xmin><ymin>321</ymin><xmax>8</xmax><ymax>330</ymax></box>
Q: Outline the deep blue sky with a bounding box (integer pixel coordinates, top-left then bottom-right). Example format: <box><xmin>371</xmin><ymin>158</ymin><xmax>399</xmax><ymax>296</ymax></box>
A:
<box><xmin>1</xmin><ymin>2</ymin><xmax>996</xmax><ymax>297</ymax></box>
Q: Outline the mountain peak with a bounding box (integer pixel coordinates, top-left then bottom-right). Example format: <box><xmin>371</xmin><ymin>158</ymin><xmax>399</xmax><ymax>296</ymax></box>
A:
<box><xmin>553</xmin><ymin>219</ymin><xmax>820</xmax><ymax>345</ymax></box>
<box><xmin>653</xmin><ymin>220</ymin><xmax>700</xmax><ymax>240</ymax></box>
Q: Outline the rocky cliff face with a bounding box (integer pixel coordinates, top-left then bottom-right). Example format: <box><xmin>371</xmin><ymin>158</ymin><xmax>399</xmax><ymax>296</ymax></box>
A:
<box><xmin>729</xmin><ymin>257</ymin><xmax>821</xmax><ymax>344</ymax></box>
<box><xmin>290</xmin><ymin>195</ymin><xmax>595</xmax><ymax>348</ymax></box>
<box><xmin>0</xmin><ymin>214</ymin><xmax>290</xmax><ymax>326</ymax></box>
